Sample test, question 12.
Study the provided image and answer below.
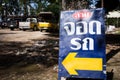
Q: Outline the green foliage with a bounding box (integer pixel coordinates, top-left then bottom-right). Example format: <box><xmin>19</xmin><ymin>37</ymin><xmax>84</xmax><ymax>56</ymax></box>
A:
<box><xmin>62</xmin><ymin>0</ymin><xmax>89</xmax><ymax>10</ymax></box>
<box><xmin>106</xmin><ymin>18</ymin><xmax>120</xmax><ymax>27</ymax></box>
<box><xmin>44</xmin><ymin>2</ymin><xmax>60</xmax><ymax>21</ymax></box>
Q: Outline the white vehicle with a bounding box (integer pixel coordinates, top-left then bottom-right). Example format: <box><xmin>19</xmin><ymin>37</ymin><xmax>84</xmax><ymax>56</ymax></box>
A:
<box><xmin>19</xmin><ymin>18</ymin><xmax>37</xmax><ymax>30</ymax></box>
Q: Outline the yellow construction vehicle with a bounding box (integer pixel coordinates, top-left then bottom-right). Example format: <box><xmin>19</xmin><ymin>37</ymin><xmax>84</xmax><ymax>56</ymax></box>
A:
<box><xmin>37</xmin><ymin>12</ymin><xmax>58</xmax><ymax>32</ymax></box>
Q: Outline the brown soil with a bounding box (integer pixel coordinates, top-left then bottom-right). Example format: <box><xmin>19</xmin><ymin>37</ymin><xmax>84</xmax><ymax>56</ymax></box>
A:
<box><xmin>0</xmin><ymin>29</ymin><xmax>120</xmax><ymax>80</ymax></box>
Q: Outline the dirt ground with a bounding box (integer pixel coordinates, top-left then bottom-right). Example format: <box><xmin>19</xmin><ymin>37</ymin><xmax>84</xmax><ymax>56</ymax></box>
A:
<box><xmin>0</xmin><ymin>29</ymin><xmax>120</xmax><ymax>80</ymax></box>
<box><xmin>0</xmin><ymin>29</ymin><xmax>59</xmax><ymax>80</ymax></box>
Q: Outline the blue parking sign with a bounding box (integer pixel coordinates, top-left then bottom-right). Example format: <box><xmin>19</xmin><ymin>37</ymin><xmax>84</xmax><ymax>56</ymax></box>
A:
<box><xmin>58</xmin><ymin>8</ymin><xmax>106</xmax><ymax>80</ymax></box>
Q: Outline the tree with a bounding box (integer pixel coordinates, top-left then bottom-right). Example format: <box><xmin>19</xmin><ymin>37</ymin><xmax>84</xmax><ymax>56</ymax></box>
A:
<box><xmin>44</xmin><ymin>0</ymin><xmax>60</xmax><ymax>21</ymax></box>
<box><xmin>62</xmin><ymin>0</ymin><xmax>120</xmax><ymax>13</ymax></box>
<box><xmin>97</xmin><ymin>0</ymin><xmax>120</xmax><ymax>13</ymax></box>
<box><xmin>62</xmin><ymin>0</ymin><xmax>89</xmax><ymax>10</ymax></box>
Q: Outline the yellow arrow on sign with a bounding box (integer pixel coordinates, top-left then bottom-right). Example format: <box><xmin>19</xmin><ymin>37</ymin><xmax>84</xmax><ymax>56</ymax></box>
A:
<box><xmin>62</xmin><ymin>52</ymin><xmax>103</xmax><ymax>75</ymax></box>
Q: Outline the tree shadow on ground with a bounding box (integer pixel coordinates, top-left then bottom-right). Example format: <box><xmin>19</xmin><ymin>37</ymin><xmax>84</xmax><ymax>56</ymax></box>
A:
<box><xmin>0</xmin><ymin>38</ymin><xmax>59</xmax><ymax>69</ymax></box>
<box><xmin>106</xmin><ymin>34</ymin><xmax>120</xmax><ymax>80</ymax></box>
<box><xmin>0</xmin><ymin>33</ymin><xmax>16</xmax><ymax>35</ymax></box>
<box><xmin>0</xmin><ymin>41</ymin><xmax>29</xmax><ymax>68</ymax></box>
<box><xmin>44</xmin><ymin>31</ymin><xmax>59</xmax><ymax>37</ymax></box>
<box><xmin>0</xmin><ymin>54</ymin><xmax>27</xmax><ymax>68</ymax></box>
<box><xmin>0</xmin><ymin>33</ymin><xmax>120</xmax><ymax>80</ymax></box>
<box><xmin>107</xmin><ymin>48</ymin><xmax>120</xmax><ymax>62</ymax></box>
<box><xmin>106</xmin><ymin>34</ymin><xmax>120</xmax><ymax>61</ymax></box>
<box><xmin>106</xmin><ymin>34</ymin><xmax>120</xmax><ymax>46</ymax></box>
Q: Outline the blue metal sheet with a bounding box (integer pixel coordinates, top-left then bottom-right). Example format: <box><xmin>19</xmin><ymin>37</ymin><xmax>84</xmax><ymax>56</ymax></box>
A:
<box><xmin>58</xmin><ymin>8</ymin><xmax>106</xmax><ymax>80</ymax></box>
